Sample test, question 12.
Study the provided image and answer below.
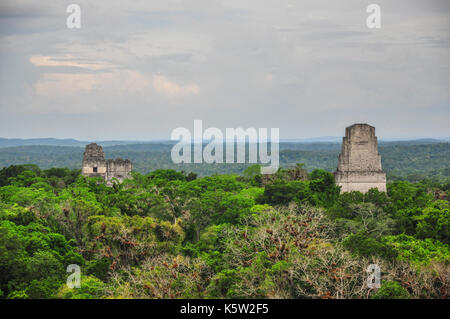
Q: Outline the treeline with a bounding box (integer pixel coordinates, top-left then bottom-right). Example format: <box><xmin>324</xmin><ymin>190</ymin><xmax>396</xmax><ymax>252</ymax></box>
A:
<box><xmin>0</xmin><ymin>142</ymin><xmax>449</xmax><ymax>182</ymax></box>
<box><xmin>0</xmin><ymin>164</ymin><xmax>448</xmax><ymax>299</ymax></box>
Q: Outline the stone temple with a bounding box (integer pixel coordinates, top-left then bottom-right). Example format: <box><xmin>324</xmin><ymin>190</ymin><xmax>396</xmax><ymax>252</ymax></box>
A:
<box><xmin>334</xmin><ymin>124</ymin><xmax>386</xmax><ymax>193</ymax></box>
<box><xmin>82</xmin><ymin>143</ymin><xmax>132</xmax><ymax>185</ymax></box>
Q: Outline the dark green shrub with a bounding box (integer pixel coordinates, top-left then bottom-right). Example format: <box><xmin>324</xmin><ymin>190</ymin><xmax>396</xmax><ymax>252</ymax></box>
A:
<box><xmin>371</xmin><ymin>281</ymin><xmax>409</xmax><ymax>299</ymax></box>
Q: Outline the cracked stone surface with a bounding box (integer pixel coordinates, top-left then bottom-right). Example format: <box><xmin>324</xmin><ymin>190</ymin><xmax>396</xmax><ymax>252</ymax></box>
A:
<box><xmin>82</xmin><ymin>143</ymin><xmax>132</xmax><ymax>185</ymax></box>
<box><xmin>334</xmin><ymin>124</ymin><xmax>386</xmax><ymax>193</ymax></box>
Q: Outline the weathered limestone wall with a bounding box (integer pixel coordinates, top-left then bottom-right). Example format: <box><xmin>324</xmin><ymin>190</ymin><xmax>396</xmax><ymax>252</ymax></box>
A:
<box><xmin>82</xmin><ymin>143</ymin><xmax>107</xmax><ymax>178</ymax></box>
<box><xmin>82</xmin><ymin>143</ymin><xmax>132</xmax><ymax>184</ymax></box>
<box><xmin>334</xmin><ymin>124</ymin><xmax>386</xmax><ymax>193</ymax></box>
<box><xmin>106</xmin><ymin>159</ymin><xmax>132</xmax><ymax>184</ymax></box>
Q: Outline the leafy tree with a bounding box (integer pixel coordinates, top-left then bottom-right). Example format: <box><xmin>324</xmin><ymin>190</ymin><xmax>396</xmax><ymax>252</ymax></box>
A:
<box><xmin>0</xmin><ymin>220</ymin><xmax>83</xmax><ymax>298</ymax></box>
<box><xmin>0</xmin><ymin>165</ymin><xmax>41</xmax><ymax>187</ymax></box>
<box><xmin>371</xmin><ymin>281</ymin><xmax>409</xmax><ymax>299</ymax></box>
<box><xmin>56</xmin><ymin>275</ymin><xmax>105</xmax><ymax>299</ymax></box>
<box><xmin>383</xmin><ymin>234</ymin><xmax>450</xmax><ymax>265</ymax></box>
<box><xmin>343</xmin><ymin>233</ymin><xmax>397</xmax><ymax>259</ymax></box>
<box><xmin>309</xmin><ymin>169</ymin><xmax>340</xmax><ymax>207</ymax></box>
<box><xmin>262</xmin><ymin>180</ymin><xmax>312</xmax><ymax>205</ymax></box>
<box><xmin>387</xmin><ymin>181</ymin><xmax>433</xmax><ymax>212</ymax></box>
<box><xmin>242</xmin><ymin>164</ymin><xmax>262</xmax><ymax>186</ymax></box>
<box><xmin>0</xmin><ymin>164</ymin><xmax>448</xmax><ymax>299</ymax></box>
<box><xmin>416</xmin><ymin>200</ymin><xmax>449</xmax><ymax>244</ymax></box>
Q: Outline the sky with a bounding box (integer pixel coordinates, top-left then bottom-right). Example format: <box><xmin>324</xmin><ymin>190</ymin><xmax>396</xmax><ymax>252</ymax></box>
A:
<box><xmin>0</xmin><ymin>0</ymin><xmax>449</xmax><ymax>140</ymax></box>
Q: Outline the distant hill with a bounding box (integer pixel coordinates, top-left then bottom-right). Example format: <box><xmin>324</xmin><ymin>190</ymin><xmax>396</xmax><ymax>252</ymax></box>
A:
<box><xmin>280</xmin><ymin>137</ymin><xmax>342</xmax><ymax>143</ymax></box>
<box><xmin>0</xmin><ymin>141</ymin><xmax>448</xmax><ymax>182</ymax></box>
<box><xmin>0</xmin><ymin>138</ymin><xmax>173</xmax><ymax>148</ymax></box>
<box><xmin>0</xmin><ymin>138</ymin><xmax>84</xmax><ymax>148</ymax></box>
<box><xmin>1</xmin><ymin>137</ymin><xmax>449</xmax><ymax>148</ymax></box>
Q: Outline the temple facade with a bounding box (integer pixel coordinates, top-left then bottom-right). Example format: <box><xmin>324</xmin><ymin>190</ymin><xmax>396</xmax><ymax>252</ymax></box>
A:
<box><xmin>81</xmin><ymin>143</ymin><xmax>132</xmax><ymax>185</ymax></box>
<box><xmin>334</xmin><ymin>124</ymin><xmax>386</xmax><ymax>193</ymax></box>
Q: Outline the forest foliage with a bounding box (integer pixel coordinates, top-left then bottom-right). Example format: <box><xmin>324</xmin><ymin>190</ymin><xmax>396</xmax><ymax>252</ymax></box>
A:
<box><xmin>0</xmin><ymin>141</ymin><xmax>448</xmax><ymax>182</ymax></box>
<box><xmin>0</xmin><ymin>163</ymin><xmax>448</xmax><ymax>299</ymax></box>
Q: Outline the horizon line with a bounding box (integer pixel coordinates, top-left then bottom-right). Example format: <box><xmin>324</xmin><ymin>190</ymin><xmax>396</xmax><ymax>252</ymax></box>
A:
<box><xmin>1</xmin><ymin>136</ymin><xmax>450</xmax><ymax>143</ymax></box>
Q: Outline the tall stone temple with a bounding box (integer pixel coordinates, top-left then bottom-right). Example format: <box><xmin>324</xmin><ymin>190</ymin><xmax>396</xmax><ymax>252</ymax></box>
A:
<box><xmin>82</xmin><ymin>143</ymin><xmax>132</xmax><ymax>185</ymax></box>
<box><xmin>334</xmin><ymin>124</ymin><xmax>386</xmax><ymax>193</ymax></box>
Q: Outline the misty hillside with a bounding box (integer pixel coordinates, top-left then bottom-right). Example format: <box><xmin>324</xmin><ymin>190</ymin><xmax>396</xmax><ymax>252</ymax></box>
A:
<box><xmin>0</xmin><ymin>141</ymin><xmax>448</xmax><ymax>182</ymax></box>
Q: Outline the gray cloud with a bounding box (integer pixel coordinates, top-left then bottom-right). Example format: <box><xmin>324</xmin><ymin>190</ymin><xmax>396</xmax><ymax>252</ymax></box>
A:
<box><xmin>0</xmin><ymin>0</ymin><xmax>449</xmax><ymax>140</ymax></box>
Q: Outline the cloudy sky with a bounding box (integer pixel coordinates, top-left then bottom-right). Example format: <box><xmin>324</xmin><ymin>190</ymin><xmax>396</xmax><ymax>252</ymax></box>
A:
<box><xmin>0</xmin><ymin>0</ymin><xmax>449</xmax><ymax>140</ymax></box>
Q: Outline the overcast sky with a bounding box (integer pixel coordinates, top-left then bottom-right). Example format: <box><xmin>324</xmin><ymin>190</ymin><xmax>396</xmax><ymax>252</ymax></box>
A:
<box><xmin>0</xmin><ymin>0</ymin><xmax>449</xmax><ymax>140</ymax></box>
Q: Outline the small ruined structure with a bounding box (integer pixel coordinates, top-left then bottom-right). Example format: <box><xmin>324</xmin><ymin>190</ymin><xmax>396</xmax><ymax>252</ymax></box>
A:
<box><xmin>82</xmin><ymin>143</ymin><xmax>132</xmax><ymax>185</ymax></box>
<box><xmin>334</xmin><ymin>124</ymin><xmax>386</xmax><ymax>193</ymax></box>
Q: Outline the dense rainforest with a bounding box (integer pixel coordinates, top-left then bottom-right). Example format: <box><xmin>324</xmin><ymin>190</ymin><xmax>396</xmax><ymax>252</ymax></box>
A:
<box><xmin>0</xmin><ymin>141</ymin><xmax>449</xmax><ymax>182</ymax></box>
<box><xmin>0</xmin><ymin>163</ymin><xmax>448</xmax><ymax>299</ymax></box>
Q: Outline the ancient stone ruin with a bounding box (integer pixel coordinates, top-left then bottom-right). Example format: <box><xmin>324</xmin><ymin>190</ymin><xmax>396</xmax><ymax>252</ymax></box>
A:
<box><xmin>82</xmin><ymin>143</ymin><xmax>132</xmax><ymax>185</ymax></box>
<box><xmin>334</xmin><ymin>124</ymin><xmax>386</xmax><ymax>193</ymax></box>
